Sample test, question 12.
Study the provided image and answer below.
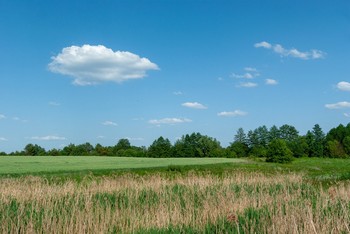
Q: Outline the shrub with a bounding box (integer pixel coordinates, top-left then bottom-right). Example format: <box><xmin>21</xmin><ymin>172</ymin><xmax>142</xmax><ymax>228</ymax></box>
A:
<box><xmin>266</xmin><ymin>139</ymin><xmax>293</xmax><ymax>163</ymax></box>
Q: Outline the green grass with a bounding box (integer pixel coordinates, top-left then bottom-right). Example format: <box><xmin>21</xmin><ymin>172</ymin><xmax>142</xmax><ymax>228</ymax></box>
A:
<box><xmin>0</xmin><ymin>156</ymin><xmax>349</xmax><ymax>184</ymax></box>
<box><xmin>0</xmin><ymin>156</ymin><xmax>247</xmax><ymax>175</ymax></box>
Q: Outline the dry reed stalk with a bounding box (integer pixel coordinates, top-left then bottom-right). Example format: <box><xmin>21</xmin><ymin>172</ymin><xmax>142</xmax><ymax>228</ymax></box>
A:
<box><xmin>0</xmin><ymin>172</ymin><xmax>349</xmax><ymax>233</ymax></box>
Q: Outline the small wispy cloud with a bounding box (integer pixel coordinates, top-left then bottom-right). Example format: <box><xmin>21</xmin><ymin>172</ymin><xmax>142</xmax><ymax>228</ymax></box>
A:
<box><xmin>182</xmin><ymin>102</ymin><xmax>208</xmax><ymax>109</ymax></box>
<box><xmin>125</xmin><ymin>137</ymin><xmax>145</xmax><ymax>141</ymax></box>
<box><xmin>255</xmin><ymin>41</ymin><xmax>326</xmax><ymax>60</ymax></box>
<box><xmin>232</xmin><ymin>67</ymin><xmax>260</xmax><ymax>80</ymax></box>
<box><xmin>344</xmin><ymin>113</ymin><xmax>350</xmax><ymax>118</ymax></box>
<box><xmin>244</xmin><ymin>67</ymin><xmax>258</xmax><ymax>72</ymax></box>
<box><xmin>102</xmin><ymin>121</ymin><xmax>118</xmax><ymax>126</ymax></box>
<box><xmin>265</xmin><ymin>79</ymin><xmax>278</xmax><ymax>85</ymax></box>
<box><xmin>149</xmin><ymin>118</ymin><xmax>192</xmax><ymax>125</ymax></box>
<box><xmin>49</xmin><ymin>101</ymin><xmax>61</xmax><ymax>106</ymax></box>
<box><xmin>254</xmin><ymin>41</ymin><xmax>272</xmax><ymax>49</ymax></box>
<box><xmin>336</xmin><ymin>81</ymin><xmax>350</xmax><ymax>92</ymax></box>
<box><xmin>97</xmin><ymin>135</ymin><xmax>105</xmax><ymax>139</ymax></box>
<box><xmin>30</xmin><ymin>135</ymin><xmax>66</xmax><ymax>141</ymax></box>
<box><xmin>173</xmin><ymin>91</ymin><xmax>183</xmax><ymax>95</ymax></box>
<box><xmin>237</xmin><ymin>82</ymin><xmax>258</xmax><ymax>88</ymax></box>
<box><xmin>325</xmin><ymin>101</ymin><xmax>350</xmax><ymax>109</ymax></box>
<box><xmin>13</xmin><ymin>117</ymin><xmax>28</xmax><ymax>123</ymax></box>
<box><xmin>217</xmin><ymin>110</ymin><xmax>248</xmax><ymax>117</ymax></box>
<box><xmin>0</xmin><ymin>114</ymin><xmax>5</xmax><ymax>120</ymax></box>
<box><xmin>0</xmin><ymin>137</ymin><xmax>8</xmax><ymax>141</ymax></box>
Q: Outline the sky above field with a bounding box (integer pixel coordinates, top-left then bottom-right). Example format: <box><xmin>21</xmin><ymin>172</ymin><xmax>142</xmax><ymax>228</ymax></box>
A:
<box><xmin>1</xmin><ymin>0</ymin><xmax>350</xmax><ymax>152</ymax></box>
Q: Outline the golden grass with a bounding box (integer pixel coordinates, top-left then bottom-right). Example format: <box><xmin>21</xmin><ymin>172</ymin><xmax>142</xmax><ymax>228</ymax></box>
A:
<box><xmin>0</xmin><ymin>172</ymin><xmax>349</xmax><ymax>233</ymax></box>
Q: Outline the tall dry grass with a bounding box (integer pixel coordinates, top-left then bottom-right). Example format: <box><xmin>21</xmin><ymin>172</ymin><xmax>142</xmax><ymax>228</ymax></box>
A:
<box><xmin>0</xmin><ymin>172</ymin><xmax>349</xmax><ymax>233</ymax></box>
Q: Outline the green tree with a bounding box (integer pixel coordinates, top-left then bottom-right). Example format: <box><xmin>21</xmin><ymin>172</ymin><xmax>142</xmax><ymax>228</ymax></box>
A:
<box><xmin>147</xmin><ymin>136</ymin><xmax>172</xmax><ymax>158</ymax></box>
<box><xmin>311</xmin><ymin>124</ymin><xmax>325</xmax><ymax>157</ymax></box>
<box><xmin>266</xmin><ymin>139</ymin><xmax>293</xmax><ymax>163</ymax></box>
<box><xmin>24</xmin><ymin>144</ymin><xmax>46</xmax><ymax>156</ymax></box>
<box><xmin>343</xmin><ymin>136</ymin><xmax>350</xmax><ymax>155</ymax></box>
<box><xmin>279</xmin><ymin>124</ymin><xmax>299</xmax><ymax>143</ymax></box>
<box><xmin>228</xmin><ymin>142</ymin><xmax>249</xmax><ymax>157</ymax></box>
<box><xmin>173</xmin><ymin>133</ymin><xmax>222</xmax><ymax>157</ymax></box>
<box><xmin>325</xmin><ymin>140</ymin><xmax>347</xmax><ymax>158</ymax></box>
<box><xmin>234</xmin><ymin>128</ymin><xmax>247</xmax><ymax>144</ymax></box>
<box><xmin>288</xmin><ymin>136</ymin><xmax>308</xmax><ymax>158</ymax></box>
<box><xmin>268</xmin><ymin>125</ymin><xmax>280</xmax><ymax>142</ymax></box>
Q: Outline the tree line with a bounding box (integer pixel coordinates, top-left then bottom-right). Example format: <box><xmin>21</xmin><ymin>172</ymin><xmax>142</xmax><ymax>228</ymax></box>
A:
<box><xmin>1</xmin><ymin>123</ymin><xmax>350</xmax><ymax>163</ymax></box>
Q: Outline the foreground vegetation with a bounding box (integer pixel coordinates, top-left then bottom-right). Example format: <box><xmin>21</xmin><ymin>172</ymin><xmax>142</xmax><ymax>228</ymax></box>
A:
<box><xmin>0</xmin><ymin>157</ymin><xmax>349</xmax><ymax>233</ymax></box>
<box><xmin>1</xmin><ymin>170</ymin><xmax>349</xmax><ymax>233</ymax></box>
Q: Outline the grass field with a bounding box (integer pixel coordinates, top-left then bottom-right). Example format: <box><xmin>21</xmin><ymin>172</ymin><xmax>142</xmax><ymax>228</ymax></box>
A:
<box><xmin>0</xmin><ymin>156</ymin><xmax>247</xmax><ymax>175</ymax></box>
<box><xmin>0</xmin><ymin>156</ymin><xmax>349</xmax><ymax>233</ymax></box>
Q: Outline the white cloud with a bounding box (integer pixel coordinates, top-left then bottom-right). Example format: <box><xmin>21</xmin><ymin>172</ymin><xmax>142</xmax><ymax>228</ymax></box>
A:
<box><xmin>182</xmin><ymin>102</ymin><xmax>208</xmax><ymax>109</ymax></box>
<box><xmin>255</xmin><ymin>41</ymin><xmax>326</xmax><ymax>60</ymax></box>
<box><xmin>48</xmin><ymin>44</ymin><xmax>159</xmax><ymax>85</ymax></box>
<box><xmin>232</xmin><ymin>67</ymin><xmax>259</xmax><ymax>80</ymax></box>
<box><xmin>97</xmin><ymin>135</ymin><xmax>105</xmax><ymax>139</ymax></box>
<box><xmin>237</xmin><ymin>82</ymin><xmax>258</xmax><ymax>88</ymax></box>
<box><xmin>0</xmin><ymin>114</ymin><xmax>5</xmax><ymax>120</ymax></box>
<box><xmin>344</xmin><ymin>113</ymin><xmax>350</xmax><ymax>118</ymax></box>
<box><xmin>173</xmin><ymin>91</ymin><xmax>183</xmax><ymax>95</ymax></box>
<box><xmin>49</xmin><ymin>101</ymin><xmax>61</xmax><ymax>106</ymax></box>
<box><xmin>265</xmin><ymin>79</ymin><xmax>278</xmax><ymax>85</ymax></box>
<box><xmin>0</xmin><ymin>137</ymin><xmax>8</xmax><ymax>141</ymax></box>
<box><xmin>102</xmin><ymin>121</ymin><xmax>118</xmax><ymax>126</ymax></box>
<box><xmin>149</xmin><ymin>118</ymin><xmax>192</xmax><ymax>125</ymax></box>
<box><xmin>13</xmin><ymin>117</ymin><xmax>28</xmax><ymax>123</ymax></box>
<box><xmin>30</xmin><ymin>135</ymin><xmax>66</xmax><ymax>141</ymax></box>
<box><xmin>325</xmin><ymin>101</ymin><xmax>350</xmax><ymax>109</ymax></box>
<box><xmin>217</xmin><ymin>110</ymin><xmax>248</xmax><ymax>117</ymax></box>
<box><xmin>244</xmin><ymin>67</ymin><xmax>258</xmax><ymax>72</ymax></box>
<box><xmin>337</xmin><ymin>81</ymin><xmax>350</xmax><ymax>92</ymax></box>
<box><xmin>254</xmin><ymin>41</ymin><xmax>272</xmax><ymax>49</ymax></box>
<box><xmin>232</xmin><ymin>72</ymin><xmax>256</xmax><ymax>79</ymax></box>
<box><xmin>125</xmin><ymin>137</ymin><xmax>145</xmax><ymax>141</ymax></box>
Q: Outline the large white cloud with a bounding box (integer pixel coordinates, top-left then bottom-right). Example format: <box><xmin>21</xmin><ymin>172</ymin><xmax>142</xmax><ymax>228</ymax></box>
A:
<box><xmin>49</xmin><ymin>44</ymin><xmax>159</xmax><ymax>85</ymax></box>
<box><xmin>325</xmin><ymin>101</ymin><xmax>350</xmax><ymax>109</ymax></box>
<box><xmin>182</xmin><ymin>102</ymin><xmax>208</xmax><ymax>109</ymax></box>
<box><xmin>149</xmin><ymin>118</ymin><xmax>192</xmax><ymax>125</ymax></box>
<box><xmin>255</xmin><ymin>41</ymin><xmax>326</xmax><ymax>60</ymax></box>
<box><xmin>337</xmin><ymin>81</ymin><xmax>350</xmax><ymax>91</ymax></box>
<box><xmin>217</xmin><ymin>110</ymin><xmax>247</xmax><ymax>117</ymax></box>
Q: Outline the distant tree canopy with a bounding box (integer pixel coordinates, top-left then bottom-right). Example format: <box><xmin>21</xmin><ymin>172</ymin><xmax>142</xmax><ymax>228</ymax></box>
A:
<box><xmin>3</xmin><ymin>123</ymin><xmax>350</xmax><ymax>163</ymax></box>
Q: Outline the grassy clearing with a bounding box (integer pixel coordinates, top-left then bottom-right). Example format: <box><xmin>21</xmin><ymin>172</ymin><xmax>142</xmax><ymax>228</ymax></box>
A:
<box><xmin>0</xmin><ymin>156</ymin><xmax>247</xmax><ymax>175</ymax></box>
<box><xmin>1</xmin><ymin>171</ymin><xmax>349</xmax><ymax>233</ymax></box>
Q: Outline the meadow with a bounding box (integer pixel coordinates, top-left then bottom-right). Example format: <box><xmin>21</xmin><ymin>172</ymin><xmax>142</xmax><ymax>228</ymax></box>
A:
<box><xmin>0</xmin><ymin>157</ymin><xmax>349</xmax><ymax>233</ymax></box>
<box><xmin>0</xmin><ymin>156</ymin><xmax>245</xmax><ymax>175</ymax></box>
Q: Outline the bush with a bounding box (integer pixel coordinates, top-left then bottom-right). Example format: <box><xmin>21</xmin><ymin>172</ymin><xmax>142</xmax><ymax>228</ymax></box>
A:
<box><xmin>266</xmin><ymin>139</ymin><xmax>293</xmax><ymax>163</ymax></box>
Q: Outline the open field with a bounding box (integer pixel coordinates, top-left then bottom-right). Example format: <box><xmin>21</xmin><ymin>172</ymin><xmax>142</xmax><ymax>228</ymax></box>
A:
<box><xmin>0</xmin><ymin>156</ymin><xmax>247</xmax><ymax>175</ymax></box>
<box><xmin>0</xmin><ymin>157</ymin><xmax>349</xmax><ymax>233</ymax></box>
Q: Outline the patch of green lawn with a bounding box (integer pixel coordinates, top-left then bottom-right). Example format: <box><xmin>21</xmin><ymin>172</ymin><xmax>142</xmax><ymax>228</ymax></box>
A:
<box><xmin>0</xmin><ymin>156</ymin><xmax>247</xmax><ymax>175</ymax></box>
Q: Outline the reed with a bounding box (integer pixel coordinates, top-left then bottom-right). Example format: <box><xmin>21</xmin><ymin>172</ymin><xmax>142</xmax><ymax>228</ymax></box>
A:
<box><xmin>0</xmin><ymin>172</ymin><xmax>349</xmax><ymax>233</ymax></box>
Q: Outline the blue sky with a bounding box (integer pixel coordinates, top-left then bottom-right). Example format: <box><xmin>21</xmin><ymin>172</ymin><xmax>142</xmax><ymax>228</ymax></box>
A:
<box><xmin>1</xmin><ymin>0</ymin><xmax>350</xmax><ymax>152</ymax></box>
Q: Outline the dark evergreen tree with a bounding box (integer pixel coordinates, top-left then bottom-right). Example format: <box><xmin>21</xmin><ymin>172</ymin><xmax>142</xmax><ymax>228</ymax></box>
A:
<box><xmin>147</xmin><ymin>136</ymin><xmax>172</xmax><ymax>158</ymax></box>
